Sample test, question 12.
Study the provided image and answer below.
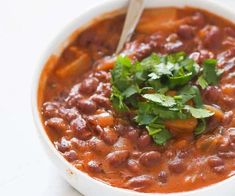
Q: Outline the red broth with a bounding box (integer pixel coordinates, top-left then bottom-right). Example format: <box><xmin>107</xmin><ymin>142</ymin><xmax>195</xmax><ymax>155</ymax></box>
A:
<box><xmin>38</xmin><ymin>7</ymin><xmax>235</xmax><ymax>193</ymax></box>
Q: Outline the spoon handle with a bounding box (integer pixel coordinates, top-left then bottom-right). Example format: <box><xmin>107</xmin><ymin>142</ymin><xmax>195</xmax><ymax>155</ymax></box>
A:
<box><xmin>116</xmin><ymin>0</ymin><xmax>145</xmax><ymax>54</ymax></box>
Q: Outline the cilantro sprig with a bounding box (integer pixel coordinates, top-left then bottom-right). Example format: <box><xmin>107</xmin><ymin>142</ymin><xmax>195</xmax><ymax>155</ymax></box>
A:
<box><xmin>111</xmin><ymin>52</ymin><xmax>221</xmax><ymax>145</ymax></box>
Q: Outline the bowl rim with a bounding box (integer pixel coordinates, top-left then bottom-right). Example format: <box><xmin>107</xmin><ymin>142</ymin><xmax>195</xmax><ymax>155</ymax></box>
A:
<box><xmin>31</xmin><ymin>0</ymin><xmax>235</xmax><ymax>195</ymax></box>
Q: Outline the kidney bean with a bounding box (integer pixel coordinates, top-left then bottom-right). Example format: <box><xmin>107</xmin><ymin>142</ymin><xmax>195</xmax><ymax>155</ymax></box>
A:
<box><xmin>91</xmin><ymin>94</ymin><xmax>111</xmax><ymax>108</ymax></box>
<box><xmin>213</xmin><ymin>166</ymin><xmax>225</xmax><ymax>174</ymax></box>
<box><xmin>191</xmin><ymin>12</ymin><xmax>205</xmax><ymax>27</ymax></box>
<box><xmin>87</xmin><ymin>160</ymin><xmax>102</xmax><ymax>173</ymax></box>
<box><xmin>70</xmin><ymin>137</ymin><xmax>89</xmax><ymax>152</ymax></box>
<box><xmin>127</xmin><ymin>159</ymin><xmax>141</xmax><ymax>174</ymax></box>
<box><xmin>131</xmin><ymin>151</ymin><xmax>143</xmax><ymax>159</ymax></box>
<box><xmin>218</xmin><ymin>151</ymin><xmax>235</xmax><ymax>159</ymax></box>
<box><xmin>106</xmin><ymin>150</ymin><xmax>129</xmax><ymax>167</ymax></box>
<box><xmin>42</xmin><ymin>102</ymin><xmax>59</xmax><ymax>118</ymax></box>
<box><xmin>94</xmin><ymin>71</ymin><xmax>110</xmax><ymax>82</ymax></box>
<box><xmin>96</xmin><ymin>83</ymin><xmax>112</xmax><ymax>97</ymax></box>
<box><xmin>126</xmin><ymin>175</ymin><xmax>154</xmax><ymax>188</ymax></box>
<box><xmin>202</xmin><ymin>86</ymin><xmax>222</xmax><ymax>104</ymax></box>
<box><xmin>208</xmin><ymin>156</ymin><xmax>224</xmax><ymax>168</ymax></box>
<box><xmin>202</xmin><ymin>25</ymin><xmax>222</xmax><ymax>49</ymax></box>
<box><xmin>224</xmin><ymin>27</ymin><xmax>235</xmax><ymax>37</ymax></box>
<box><xmin>71</xmin><ymin>115</ymin><xmax>86</xmax><ymax>131</ymax></box>
<box><xmin>228</xmin><ymin>129</ymin><xmax>235</xmax><ymax>143</ymax></box>
<box><xmin>168</xmin><ymin>158</ymin><xmax>186</xmax><ymax>174</ymax></box>
<box><xmin>164</xmin><ymin>40</ymin><xmax>184</xmax><ymax>53</ymax></box>
<box><xmin>89</xmin><ymin>137</ymin><xmax>110</xmax><ymax>155</ymax></box>
<box><xmin>126</xmin><ymin>127</ymin><xmax>139</xmax><ymax>142</ymax></box>
<box><xmin>59</xmin><ymin>107</ymin><xmax>78</xmax><ymax>121</ymax></box>
<box><xmin>223</xmin><ymin>111</ymin><xmax>233</xmax><ymax>125</ymax></box>
<box><xmin>55</xmin><ymin>137</ymin><xmax>70</xmax><ymax>153</ymax></box>
<box><xmin>45</xmin><ymin>117</ymin><xmax>69</xmax><ymax>132</ymax></box>
<box><xmin>115</xmin><ymin>124</ymin><xmax>126</xmax><ymax>136</ymax></box>
<box><xmin>177</xmin><ymin>25</ymin><xmax>195</xmax><ymax>39</ymax></box>
<box><xmin>139</xmin><ymin>151</ymin><xmax>161</xmax><ymax>167</ymax></box>
<box><xmin>76</xmin><ymin>99</ymin><xmax>97</xmax><ymax>114</ymax></box>
<box><xmin>79</xmin><ymin>77</ymin><xmax>98</xmax><ymax>95</ymax></box>
<box><xmin>101</xmin><ymin>128</ymin><xmax>119</xmax><ymax>145</ymax></box>
<box><xmin>64</xmin><ymin>150</ymin><xmax>78</xmax><ymax>162</ymax></box>
<box><xmin>218</xmin><ymin>137</ymin><xmax>231</xmax><ymax>152</ymax></box>
<box><xmin>71</xmin><ymin>116</ymin><xmax>91</xmax><ymax>140</ymax></box>
<box><xmin>137</xmin><ymin>132</ymin><xmax>152</xmax><ymax>149</ymax></box>
<box><xmin>158</xmin><ymin>171</ymin><xmax>168</xmax><ymax>184</ymax></box>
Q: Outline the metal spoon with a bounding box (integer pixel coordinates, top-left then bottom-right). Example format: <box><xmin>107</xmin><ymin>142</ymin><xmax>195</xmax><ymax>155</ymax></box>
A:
<box><xmin>116</xmin><ymin>0</ymin><xmax>145</xmax><ymax>54</ymax></box>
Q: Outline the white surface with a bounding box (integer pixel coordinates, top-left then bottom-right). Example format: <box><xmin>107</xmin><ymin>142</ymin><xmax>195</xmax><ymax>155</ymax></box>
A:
<box><xmin>0</xmin><ymin>0</ymin><xmax>235</xmax><ymax>196</ymax></box>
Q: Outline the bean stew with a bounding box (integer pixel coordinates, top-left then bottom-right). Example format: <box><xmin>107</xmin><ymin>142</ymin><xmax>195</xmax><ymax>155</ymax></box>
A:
<box><xmin>39</xmin><ymin>7</ymin><xmax>235</xmax><ymax>193</ymax></box>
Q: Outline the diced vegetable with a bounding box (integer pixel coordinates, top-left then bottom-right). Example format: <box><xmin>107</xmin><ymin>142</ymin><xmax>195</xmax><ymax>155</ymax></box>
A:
<box><xmin>94</xmin><ymin>113</ymin><xmax>114</xmax><ymax>127</ymax></box>
<box><xmin>165</xmin><ymin>118</ymin><xmax>198</xmax><ymax>134</ymax></box>
<box><xmin>56</xmin><ymin>52</ymin><xmax>91</xmax><ymax>78</ymax></box>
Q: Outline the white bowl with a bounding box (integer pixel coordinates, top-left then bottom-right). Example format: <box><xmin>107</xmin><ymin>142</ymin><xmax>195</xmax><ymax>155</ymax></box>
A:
<box><xmin>32</xmin><ymin>0</ymin><xmax>235</xmax><ymax>195</ymax></box>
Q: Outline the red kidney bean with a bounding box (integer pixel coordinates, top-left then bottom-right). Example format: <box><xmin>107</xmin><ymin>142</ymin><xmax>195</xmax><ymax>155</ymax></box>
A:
<box><xmin>223</xmin><ymin>111</ymin><xmax>233</xmax><ymax>125</ymax></box>
<box><xmin>94</xmin><ymin>71</ymin><xmax>110</xmax><ymax>82</ymax></box>
<box><xmin>59</xmin><ymin>107</ymin><xmax>78</xmax><ymax>121</ymax></box>
<box><xmin>139</xmin><ymin>151</ymin><xmax>161</xmax><ymax>167</ymax></box>
<box><xmin>45</xmin><ymin>117</ymin><xmax>69</xmax><ymax>132</ymax></box>
<box><xmin>87</xmin><ymin>160</ymin><xmax>102</xmax><ymax>173</ymax></box>
<box><xmin>91</xmin><ymin>94</ymin><xmax>111</xmax><ymax>108</ymax></box>
<box><xmin>79</xmin><ymin>77</ymin><xmax>99</xmax><ymax>95</ymax></box>
<box><xmin>89</xmin><ymin>137</ymin><xmax>110</xmax><ymax>155</ymax></box>
<box><xmin>42</xmin><ymin>102</ymin><xmax>60</xmax><ymax>118</ymax></box>
<box><xmin>115</xmin><ymin>123</ymin><xmax>126</xmax><ymax>136</ymax></box>
<box><xmin>177</xmin><ymin>25</ymin><xmax>195</xmax><ymax>39</ymax></box>
<box><xmin>208</xmin><ymin>156</ymin><xmax>224</xmax><ymax>168</ymax></box>
<box><xmin>96</xmin><ymin>83</ymin><xmax>112</xmax><ymax>97</ymax></box>
<box><xmin>224</xmin><ymin>27</ymin><xmax>235</xmax><ymax>37</ymax></box>
<box><xmin>71</xmin><ymin>115</ymin><xmax>86</xmax><ymax>131</ymax></box>
<box><xmin>213</xmin><ymin>165</ymin><xmax>225</xmax><ymax>174</ymax></box>
<box><xmin>126</xmin><ymin>175</ymin><xmax>154</xmax><ymax>188</ymax></box>
<box><xmin>164</xmin><ymin>40</ymin><xmax>184</xmax><ymax>53</ymax></box>
<box><xmin>131</xmin><ymin>151</ymin><xmax>143</xmax><ymax>159</ymax></box>
<box><xmin>228</xmin><ymin>129</ymin><xmax>235</xmax><ymax>143</ymax></box>
<box><xmin>101</xmin><ymin>128</ymin><xmax>119</xmax><ymax>145</ymax></box>
<box><xmin>218</xmin><ymin>151</ymin><xmax>235</xmax><ymax>159</ymax></box>
<box><xmin>70</xmin><ymin>137</ymin><xmax>89</xmax><ymax>152</ymax></box>
<box><xmin>218</xmin><ymin>137</ymin><xmax>231</xmax><ymax>152</ymax></box>
<box><xmin>208</xmin><ymin>156</ymin><xmax>225</xmax><ymax>174</ymax></box>
<box><xmin>126</xmin><ymin>127</ymin><xmax>139</xmax><ymax>142</ymax></box>
<box><xmin>158</xmin><ymin>171</ymin><xmax>168</xmax><ymax>184</ymax></box>
<box><xmin>137</xmin><ymin>132</ymin><xmax>152</xmax><ymax>149</ymax></box>
<box><xmin>191</xmin><ymin>12</ymin><xmax>205</xmax><ymax>27</ymax></box>
<box><xmin>202</xmin><ymin>86</ymin><xmax>222</xmax><ymax>104</ymax></box>
<box><xmin>71</xmin><ymin>116</ymin><xmax>91</xmax><ymax>140</ymax></box>
<box><xmin>64</xmin><ymin>150</ymin><xmax>78</xmax><ymax>162</ymax></box>
<box><xmin>127</xmin><ymin>159</ymin><xmax>141</xmax><ymax>174</ymax></box>
<box><xmin>55</xmin><ymin>137</ymin><xmax>70</xmax><ymax>153</ymax></box>
<box><xmin>76</xmin><ymin>99</ymin><xmax>97</xmax><ymax>114</ymax></box>
<box><xmin>106</xmin><ymin>150</ymin><xmax>129</xmax><ymax>167</ymax></box>
<box><xmin>168</xmin><ymin>158</ymin><xmax>186</xmax><ymax>174</ymax></box>
<box><xmin>203</xmin><ymin>25</ymin><xmax>222</xmax><ymax>49</ymax></box>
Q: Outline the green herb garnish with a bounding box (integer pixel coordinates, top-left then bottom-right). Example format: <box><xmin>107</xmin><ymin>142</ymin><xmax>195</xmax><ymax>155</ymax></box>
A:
<box><xmin>111</xmin><ymin>52</ymin><xmax>221</xmax><ymax>145</ymax></box>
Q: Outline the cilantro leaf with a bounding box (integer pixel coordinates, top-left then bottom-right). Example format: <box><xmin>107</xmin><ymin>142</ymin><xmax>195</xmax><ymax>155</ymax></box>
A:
<box><xmin>194</xmin><ymin>119</ymin><xmax>206</xmax><ymax>135</ymax></box>
<box><xmin>143</xmin><ymin>93</ymin><xmax>176</xmax><ymax>107</ymax></box>
<box><xmin>197</xmin><ymin>75</ymin><xmax>208</xmax><ymax>89</ymax></box>
<box><xmin>152</xmin><ymin>129</ymin><xmax>172</xmax><ymax>145</ymax></box>
<box><xmin>110</xmin><ymin>52</ymin><xmax>221</xmax><ymax>145</ymax></box>
<box><xmin>184</xmin><ymin>105</ymin><xmax>214</xmax><ymax>118</ymax></box>
<box><xmin>202</xmin><ymin>59</ymin><xmax>219</xmax><ymax>85</ymax></box>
